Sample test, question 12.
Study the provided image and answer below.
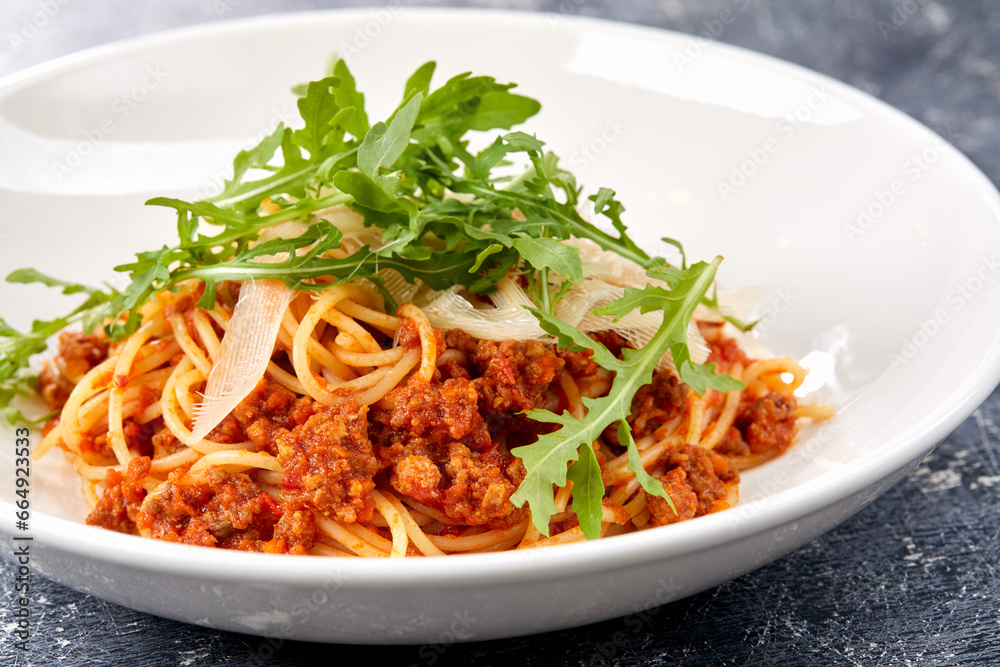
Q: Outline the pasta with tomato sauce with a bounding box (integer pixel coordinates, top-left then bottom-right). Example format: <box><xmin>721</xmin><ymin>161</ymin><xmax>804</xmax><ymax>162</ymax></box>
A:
<box><xmin>32</xmin><ymin>218</ymin><xmax>832</xmax><ymax>557</ymax></box>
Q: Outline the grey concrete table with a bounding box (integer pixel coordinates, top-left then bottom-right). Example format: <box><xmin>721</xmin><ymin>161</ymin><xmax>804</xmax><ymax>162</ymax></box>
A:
<box><xmin>2</xmin><ymin>1</ymin><xmax>999</xmax><ymax>665</ymax></box>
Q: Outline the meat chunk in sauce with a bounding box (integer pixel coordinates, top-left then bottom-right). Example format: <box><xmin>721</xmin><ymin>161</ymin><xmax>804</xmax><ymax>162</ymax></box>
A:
<box><xmin>264</xmin><ymin>501</ymin><xmax>317</xmax><ymax>555</ymax></box>
<box><xmin>716</xmin><ymin>392</ymin><xmax>798</xmax><ymax>458</ymax></box>
<box><xmin>389</xmin><ymin>378</ymin><xmax>491</xmax><ymax>451</ymax></box>
<box><xmin>278</xmin><ymin>402</ymin><xmax>379</xmax><ymax>524</ymax></box>
<box><xmin>139</xmin><ymin>466</ymin><xmax>280</xmax><ymax>550</ymax></box>
<box><xmin>87</xmin><ymin>456</ymin><xmax>151</xmax><ymax>533</ymax></box>
<box><xmin>647</xmin><ymin>444</ymin><xmax>738</xmax><ymax>527</ymax></box>
<box><xmin>471</xmin><ymin>339</ymin><xmax>564</xmax><ymax>415</ymax></box>
<box><xmin>233</xmin><ymin>381</ymin><xmax>314</xmax><ymax>456</ymax></box>
<box><xmin>377</xmin><ymin>375</ymin><xmax>524</xmax><ymax>526</ymax></box>
<box><xmin>38</xmin><ymin>331</ymin><xmax>109</xmax><ymax>410</ymax></box>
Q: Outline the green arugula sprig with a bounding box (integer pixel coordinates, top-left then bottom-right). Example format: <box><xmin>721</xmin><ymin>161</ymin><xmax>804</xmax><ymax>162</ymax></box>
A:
<box><xmin>2</xmin><ymin>59</ymin><xmax>745</xmax><ymax>538</ymax></box>
<box><xmin>0</xmin><ymin>270</ymin><xmax>121</xmax><ymax>422</ymax></box>
<box><xmin>511</xmin><ymin>259</ymin><xmax>744</xmax><ymax>538</ymax></box>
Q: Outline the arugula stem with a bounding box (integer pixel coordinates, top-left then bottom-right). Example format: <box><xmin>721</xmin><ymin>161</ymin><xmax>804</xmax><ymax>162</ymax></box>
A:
<box><xmin>584</xmin><ymin>257</ymin><xmax>722</xmax><ymax>433</ymax></box>
<box><xmin>209</xmin><ymin>165</ymin><xmax>316</xmax><ymax>210</ymax></box>
<box><xmin>464</xmin><ymin>184</ymin><xmax>655</xmax><ymax>268</ymax></box>
<box><xmin>187</xmin><ymin>192</ymin><xmax>354</xmax><ymax>249</ymax></box>
<box><xmin>538</xmin><ymin>266</ymin><xmax>552</xmax><ymax>314</ymax></box>
<box><xmin>171</xmin><ymin>249</ymin><xmax>476</xmax><ymax>287</ymax></box>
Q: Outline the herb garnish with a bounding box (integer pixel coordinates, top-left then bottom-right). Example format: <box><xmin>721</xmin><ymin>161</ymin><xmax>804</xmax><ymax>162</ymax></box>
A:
<box><xmin>1</xmin><ymin>60</ymin><xmax>743</xmax><ymax>538</ymax></box>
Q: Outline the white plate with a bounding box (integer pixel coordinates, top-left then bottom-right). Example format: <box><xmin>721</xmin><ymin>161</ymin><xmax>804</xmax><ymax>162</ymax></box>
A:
<box><xmin>2</xmin><ymin>9</ymin><xmax>1000</xmax><ymax>644</ymax></box>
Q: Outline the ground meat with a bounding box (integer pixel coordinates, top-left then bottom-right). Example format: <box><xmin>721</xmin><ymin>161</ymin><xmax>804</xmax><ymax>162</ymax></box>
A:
<box><xmin>716</xmin><ymin>392</ymin><xmax>798</xmax><ymax>458</ymax></box>
<box><xmin>674</xmin><ymin>444</ymin><xmax>737</xmax><ymax>514</ymax></box>
<box><xmin>151</xmin><ymin>422</ymin><xmax>185</xmax><ymax>457</ymax></box>
<box><xmin>205</xmin><ymin>413</ymin><xmax>249</xmax><ymax>445</ymax></box>
<box><xmin>441</xmin><ymin>443</ymin><xmax>518</xmax><ymax>525</ymax></box>
<box><xmin>706</xmin><ymin>335</ymin><xmax>752</xmax><ymax>369</ymax></box>
<box><xmin>741</xmin><ymin>393</ymin><xmax>797</xmax><ymax>455</ymax></box>
<box><xmin>396</xmin><ymin>317</ymin><xmax>421</xmax><ymax>349</ymax></box>
<box><xmin>264</xmin><ymin>501</ymin><xmax>317</xmax><ymax>555</ymax></box>
<box><xmin>462</xmin><ymin>338</ymin><xmax>564</xmax><ymax>445</ymax></box>
<box><xmin>590</xmin><ymin>330</ymin><xmax>632</xmax><ymax>358</ymax></box>
<box><xmin>715</xmin><ymin>427</ymin><xmax>750</xmax><ymax>457</ymax></box>
<box><xmin>81</xmin><ymin>433</ymin><xmax>116</xmax><ymax>465</ymax></box>
<box><xmin>122</xmin><ymin>419</ymin><xmax>157</xmax><ymax>458</ymax></box>
<box><xmin>384</xmin><ymin>441</ymin><xmax>522</xmax><ymax>525</ymax></box>
<box><xmin>278</xmin><ymin>402</ymin><xmax>378</xmax><ymax>524</ymax></box>
<box><xmin>140</xmin><ymin>467</ymin><xmax>279</xmax><ymax>549</ymax></box>
<box><xmin>646</xmin><ymin>444</ymin><xmax>738</xmax><ymax>526</ymax></box>
<box><xmin>389</xmin><ymin>378</ymin><xmax>491</xmax><ymax>451</ymax></box>
<box><xmin>37</xmin><ymin>367</ymin><xmax>73</xmax><ymax>411</ymax></box>
<box><xmin>443</xmin><ymin>329</ymin><xmax>479</xmax><ymax>359</ymax></box>
<box><xmin>233</xmin><ymin>381</ymin><xmax>315</xmax><ymax>455</ymax></box>
<box><xmin>472</xmin><ymin>339</ymin><xmax>563</xmax><ymax>413</ymax></box>
<box><xmin>58</xmin><ymin>331</ymin><xmax>109</xmax><ymax>379</ymax></box>
<box><xmin>378</xmin><ymin>375</ymin><xmax>523</xmax><ymax>527</ymax></box>
<box><xmin>38</xmin><ymin>331</ymin><xmax>109</xmax><ymax>410</ymax></box>
<box><xmin>436</xmin><ymin>355</ymin><xmax>472</xmax><ymax>382</ymax></box>
<box><xmin>434</xmin><ymin>341</ymin><xmax>473</xmax><ymax>382</ymax></box>
<box><xmin>86</xmin><ymin>456</ymin><xmax>151</xmax><ymax>533</ymax></box>
<box><xmin>646</xmin><ymin>468</ymin><xmax>699</xmax><ymax>526</ymax></box>
<box><xmin>390</xmin><ymin>454</ymin><xmax>444</xmax><ymax>506</ymax></box>
<box><xmin>630</xmin><ymin>370</ymin><xmax>688</xmax><ymax>437</ymax></box>
<box><xmin>557</xmin><ymin>346</ymin><xmax>600</xmax><ymax>378</ymax></box>
<box><xmin>368</xmin><ymin>334</ymin><xmax>560</xmax><ymax>525</ymax></box>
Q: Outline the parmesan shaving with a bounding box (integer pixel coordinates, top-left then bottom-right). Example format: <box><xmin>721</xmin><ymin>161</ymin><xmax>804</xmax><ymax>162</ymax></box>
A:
<box><xmin>418</xmin><ymin>239</ymin><xmax>712</xmax><ymax>367</ymax></box>
<box><xmin>184</xmin><ymin>279</ymin><xmax>294</xmax><ymax>445</ymax></box>
<box><xmin>182</xmin><ymin>217</ymin><xmax>318</xmax><ymax>444</ymax></box>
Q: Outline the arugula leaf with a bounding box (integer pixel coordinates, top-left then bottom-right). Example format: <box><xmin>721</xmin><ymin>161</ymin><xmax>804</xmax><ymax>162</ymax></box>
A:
<box><xmin>292</xmin><ymin>76</ymin><xmax>342</xmax><ymax>160</ymax></box>
<box><xmin>411</xmin><ymin>72</ymin><xmax>540</xmax><ymax>142</ymax></box>
<box><xmin>213</xmin><ymin>125</ymin><xmax>285</xmax><ymax>209</ymax></box>
<box><xmin>356</xmin><ymin>93</ymin><xmax>422</xmax><ymax>197</ymax></box>
<box><xmin>566</xmin><ymin>443</ymin><xmax>604</xmax><ymax>539</ymax></box>
<box><xmin>595</xmin><ymin>261</ymin><xmax>745</xmax><ymax>394</ymax></box>
<box><xmin>7</xmin><ymin>268</ymin><xmax>99</xmax><ymax>295</ymax></box>
<box><xmin>511</xmin><ymin>258</ymin><xmax>742</xmax><ymax>536</ymax></box>
<box><xmin>511</xmin><ymin>237</ymin><xmax>582</xmax><ymax>284</ymax></box>
<box><xmin>0</xmin><ymin>272</ymin><xmax>122</xmax><ymax>424</ymax></box>
<box><xmin>331</xmin><ymin>58</ymin><xmax>370</xmax><ymax>140</ymax></box>
<box><xmin>701</xmin><ymin>287</ymin><xmax>758</xmax><ymax>332</ymax></box>
<box><xmin>402</xmin><ymin>60</ymin><xmax>436</xmax><ymax>100</ymax></box>
<box><xmin>620</xmin><ymin>421</ymin><xmax>673</xmax><ymax>503</ymax></box>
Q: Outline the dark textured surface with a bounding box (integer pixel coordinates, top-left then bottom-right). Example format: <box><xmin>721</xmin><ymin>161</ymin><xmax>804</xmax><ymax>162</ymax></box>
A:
<box><xmin>2</xmin><ymin>1</ymin><xmax>1000</xmax><ymax>665</ymax></box>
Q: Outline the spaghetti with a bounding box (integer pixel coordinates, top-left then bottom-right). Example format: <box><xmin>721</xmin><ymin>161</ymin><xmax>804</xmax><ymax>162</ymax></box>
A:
<box><xmin>34</xmin><ymin>260</ymin><xmax>832</xmax><ymax>557</ymax></box>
